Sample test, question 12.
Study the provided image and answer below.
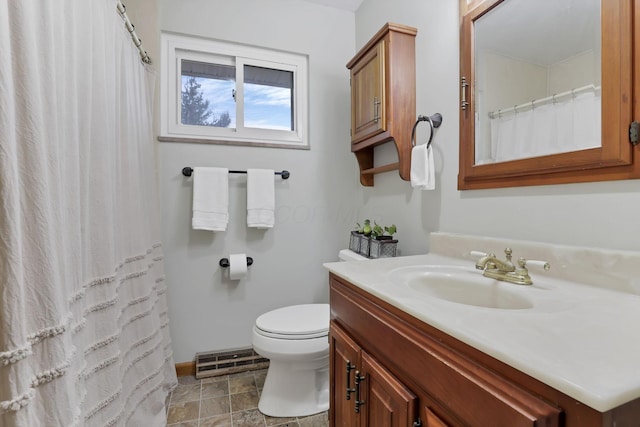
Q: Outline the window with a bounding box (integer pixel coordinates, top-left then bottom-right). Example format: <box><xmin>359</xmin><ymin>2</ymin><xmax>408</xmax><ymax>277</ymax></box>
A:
<box><xmin>160</xmin><ymin>33</ymin><xmax>309</xmax><ymax>149</ymax></box>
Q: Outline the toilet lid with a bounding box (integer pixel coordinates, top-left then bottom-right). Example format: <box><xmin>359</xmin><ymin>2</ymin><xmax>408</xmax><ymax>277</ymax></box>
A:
<box><xmin>255</xmin><ymin>304</ymin><xmax>329</xmax><ymax>339</ymax></box>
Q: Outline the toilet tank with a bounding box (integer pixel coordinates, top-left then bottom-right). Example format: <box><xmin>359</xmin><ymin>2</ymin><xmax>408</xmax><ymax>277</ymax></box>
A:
<box><xmin>338</xmin><ymin>249</ymin><xmax>367</xmax><ymax>261</ymax></box>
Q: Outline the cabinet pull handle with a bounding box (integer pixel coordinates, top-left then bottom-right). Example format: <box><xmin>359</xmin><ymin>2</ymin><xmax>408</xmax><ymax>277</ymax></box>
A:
<box><xmin>460</xmin><ymin>77</ymin><xmax>469</xmax><ymax>110</ymax></box>
<box><xmin>373</xmin><ymin>97</ymin><xmax>380</xmax><ymax>123</ymax></box>
<box><xmin>354</xmin><ymin>371</ymin><xmax>365</xmax><ymax>413</ymax></box>
<box><xmin>345</xmin><ymin>360</ymin><xmax>356</xmax><ymax>400</ymax></box>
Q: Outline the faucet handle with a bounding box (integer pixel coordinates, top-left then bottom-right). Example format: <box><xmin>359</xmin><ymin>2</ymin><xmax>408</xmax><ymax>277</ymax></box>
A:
<box><xmin>470</xmin><ymin>250</ymin><xmax>487</xmax><ymax>258</ymax></box>
<box><xmin>522</xmin><ymin>259</ymin><xmax>551</xmax><ymax>271</ymax></box>
<box><xmin>502</xmin><ymin>248</ymin><xmax>515</xmax><ymax>269</ymax></box>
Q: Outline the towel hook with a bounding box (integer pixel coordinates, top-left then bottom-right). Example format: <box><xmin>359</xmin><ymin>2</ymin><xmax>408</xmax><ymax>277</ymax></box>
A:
<box><xmin>411</xmin><ymin>113</ymin><xmax>443</xmax><ymax>149</ymax></box>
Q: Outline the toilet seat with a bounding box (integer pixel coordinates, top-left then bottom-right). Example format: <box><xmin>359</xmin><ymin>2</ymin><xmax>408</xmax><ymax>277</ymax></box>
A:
<box><xmin>255</xmin><ymin>304</ymin><xmax>329</xmax><ymax>340</ymax></box>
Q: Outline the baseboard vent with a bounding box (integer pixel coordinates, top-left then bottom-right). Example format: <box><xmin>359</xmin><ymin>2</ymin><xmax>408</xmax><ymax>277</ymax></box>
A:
<box><xmin>195</xmin><ymin>347</ymin><xmax>269</xmax><ymax>379</ymax></box>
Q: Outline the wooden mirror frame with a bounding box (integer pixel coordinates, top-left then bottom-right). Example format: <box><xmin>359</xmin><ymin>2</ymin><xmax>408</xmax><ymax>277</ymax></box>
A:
<box><xmin>459</xmin><ymin>0</ymin><xmax>640</xmax><ymax>190</ymax></box>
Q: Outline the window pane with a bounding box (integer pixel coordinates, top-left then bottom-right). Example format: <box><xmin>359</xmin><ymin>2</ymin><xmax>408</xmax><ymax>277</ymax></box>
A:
<box><xmin>243</xmin><ymin>65</ymin><xmax>293</xmax><ymax>131</ymax></box>
<box><xmin>181</xmin><ymin>59</ymin><xmax>236</xmax><ymax>128</ymax></box>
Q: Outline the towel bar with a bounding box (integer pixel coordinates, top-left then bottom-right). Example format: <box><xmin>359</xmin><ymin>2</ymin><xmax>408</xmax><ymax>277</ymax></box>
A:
<box><xmin>182</xmin><ymin>167</ymin><xmax>290</xmax><ymax>179</ymax></box>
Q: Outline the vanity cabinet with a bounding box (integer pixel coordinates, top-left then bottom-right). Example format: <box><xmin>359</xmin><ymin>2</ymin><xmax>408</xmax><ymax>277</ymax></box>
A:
<box><xmin>346</xmin><ymin>23</ymin><xmax>416</xmax><ymax>187</ymax></box>
<box><xmin>329</xmin><ymin>272</ymin><xmax>640</xmax><ymax>427</ymax></box>
<box><xmin>330</xmin><ymin>323</ymin><xmax>418</xmax><ymax>427</ymax></box>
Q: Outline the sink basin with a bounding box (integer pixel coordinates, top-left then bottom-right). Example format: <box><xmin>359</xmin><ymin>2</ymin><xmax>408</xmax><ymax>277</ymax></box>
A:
<box><xmin>386</xmin><ymin>265</ymin><xmax>534</xmax><ymax>310</ymax></box>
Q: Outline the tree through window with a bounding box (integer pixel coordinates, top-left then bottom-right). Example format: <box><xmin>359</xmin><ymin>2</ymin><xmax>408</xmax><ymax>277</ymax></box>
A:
<box><xmin>181</xmin><ymin>77</ymin><xmax>231</xmax><ymax>127</ymax></box>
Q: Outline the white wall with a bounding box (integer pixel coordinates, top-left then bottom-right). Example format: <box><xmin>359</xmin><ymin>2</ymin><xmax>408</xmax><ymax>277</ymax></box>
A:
<box><xmin>355</xmin><ymin>0</ymin><xmax>640</xmax><ymax>251</ymax></box>
<box><xmin>350</xmin><ymin>0</ymin><xmax>460</xmax><ymax>256</ymax></box>
<box><xmin>140</xmin><ymin>0</ymin><xmax>640</xmax><ymax>364</ymax></box>
<box><xmin>548</xmin><ymin>50</ymin><xmax>599</xmax><ymax>94</ymax></box>
<box><xmin>157</xmin><ymin>0</ymin><xmax>357</xmax><ymax>363</ymax></box>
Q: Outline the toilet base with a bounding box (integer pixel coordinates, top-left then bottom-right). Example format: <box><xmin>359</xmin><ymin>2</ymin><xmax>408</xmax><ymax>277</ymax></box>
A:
<box><xmin>258</xmin><ymin>360</ymin><xmax>329</xmax><ymax>417</ymax></box>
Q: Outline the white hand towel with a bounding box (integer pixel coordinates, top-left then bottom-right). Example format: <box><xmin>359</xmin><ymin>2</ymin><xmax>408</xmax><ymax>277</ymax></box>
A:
<box><xmin>247</xmin><ymin>169</ymin><xmax>275</xmax><ymax>228</ymax></box>
<box><xmin>410</xmin><ymin>144</ymin><xmax>435</xmax><ymax>190</ymax></box>
<box><xmin>192</xmin><ymin>167</ymin><xmax>229</xmax><ymax>231</ymax></box>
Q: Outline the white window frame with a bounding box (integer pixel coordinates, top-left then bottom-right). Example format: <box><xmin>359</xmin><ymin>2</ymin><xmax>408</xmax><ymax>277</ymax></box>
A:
<box><xmin>160</xmin><ymin>32</ymin><xmax>309</xmax><ymax>149</ymax></box>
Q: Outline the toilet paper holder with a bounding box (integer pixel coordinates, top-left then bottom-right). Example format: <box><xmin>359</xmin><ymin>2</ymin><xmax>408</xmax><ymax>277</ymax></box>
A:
<box><xmin>219</xmin><ymin>257</ymin><xmax>253</xmax><ymax>268</ymax></box>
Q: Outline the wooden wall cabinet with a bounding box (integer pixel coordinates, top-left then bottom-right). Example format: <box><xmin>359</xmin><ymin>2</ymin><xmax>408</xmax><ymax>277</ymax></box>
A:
<box><xmin>329</xmin><ymin>273</ymin><xmax>640</xmax><ymax>427</ymax></box>
<box><xmin>347</xmin><ymin>23</ymin><xmax>417</xmax><ymax>186</ymax></box>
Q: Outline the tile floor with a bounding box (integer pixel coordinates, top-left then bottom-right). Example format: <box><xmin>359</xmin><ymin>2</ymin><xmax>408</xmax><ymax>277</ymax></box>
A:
<box><xmin>166</xmin><ymin>369</ymin><xmax>329</xmax><ymax>427</ymax></box>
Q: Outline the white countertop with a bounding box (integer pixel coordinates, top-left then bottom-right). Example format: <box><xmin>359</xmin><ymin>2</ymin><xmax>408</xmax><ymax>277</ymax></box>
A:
<box><xmin>324</xmin><ymin>250</ymin><xmax>640</xmax><ymax>413</ymax></box>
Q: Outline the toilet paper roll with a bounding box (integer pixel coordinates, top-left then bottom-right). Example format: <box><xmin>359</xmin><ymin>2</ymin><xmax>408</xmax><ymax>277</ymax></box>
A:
<box><xmin>229</xmin><ymin>253</ymin><xmax>248</xmax><ymax>280</ymax></box>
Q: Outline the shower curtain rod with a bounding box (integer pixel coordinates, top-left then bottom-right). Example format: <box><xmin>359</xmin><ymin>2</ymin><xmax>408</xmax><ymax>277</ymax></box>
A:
<box><xmin>488</xmin><ymin>84</ymin><xmax>601</xmax><ymax>119</ymax></box>
<box><xmin>116</xmin><ymin>1</ymin><xmax>152</xmax><ymax>64</ymax></box>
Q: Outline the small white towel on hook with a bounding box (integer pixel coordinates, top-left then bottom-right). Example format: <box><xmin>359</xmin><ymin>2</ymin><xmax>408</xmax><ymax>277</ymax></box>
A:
<box><xmin>247</xmin><ymin>169</ymin><xmax>275</xmax><ymax>228</ymax></box>
<box><xmin>410</xmin><ymin>144</ymin><xmax>435</xmax><ymax>190</ymax></box>
<box><xmin>192</xmin><ymin>167</ymin><xmax>229</xmax><ymax>231</ymax></box>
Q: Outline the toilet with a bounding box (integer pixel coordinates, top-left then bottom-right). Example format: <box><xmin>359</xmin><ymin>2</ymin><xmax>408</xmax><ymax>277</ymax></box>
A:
<box><xmin>252</xmin><ymin>249</ymin><xmax>366</xmax><ymax>417</ymax></box>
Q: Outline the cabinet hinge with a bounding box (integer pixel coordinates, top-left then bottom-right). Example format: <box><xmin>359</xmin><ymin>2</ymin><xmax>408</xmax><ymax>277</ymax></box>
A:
<box><xmin>413</xmin><ymin>417</ymin><xmax>422</xmax><ymax>427</ymax></box>
<box><xmin>630</xmin><ymin>121</ymin><xmax>640</xmax><ymax>146</ymax></box>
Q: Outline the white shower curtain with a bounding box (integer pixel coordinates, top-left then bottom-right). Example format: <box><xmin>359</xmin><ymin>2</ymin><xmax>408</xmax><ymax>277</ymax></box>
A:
<box><xmin>490</xmin><ymin>91</ymin><xmax>601</xmax><ymax>162</ymax></box>
<box><xmin>0</xmin><ymin>1</ymin><xmax>177</xmax><ymax>426</ymax></box>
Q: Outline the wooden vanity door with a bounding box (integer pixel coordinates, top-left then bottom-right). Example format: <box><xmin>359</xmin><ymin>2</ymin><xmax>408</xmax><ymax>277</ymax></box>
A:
<box><xmin>359</xmin><ymin>351</ymin><xmax>417</xmax><ymax>427</ymax></box>
<box><xmin>330</xmin><ymin>323</ymin><xmax>361</xmax><ymax>427</ymax></box>
<box><xmin>424</xmin><ymin>407</ymin><xmax>450</xmax><ymax>427</ymax></box>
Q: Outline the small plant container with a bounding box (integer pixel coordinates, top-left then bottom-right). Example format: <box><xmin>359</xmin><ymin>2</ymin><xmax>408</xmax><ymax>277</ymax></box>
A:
<box><xmin>358</xmin><ymin>234</ymin><xmax>371</xmax><ymax>257</ymax></box>
<box><xmin>369</xmin><ymin>238</ymin><xmax>398</xmax><ymax>258</ymax></box>
<box><xmin>349</xmin><ymin>231</ymin><xmax>362</xmax><ymax>253</ymax></box>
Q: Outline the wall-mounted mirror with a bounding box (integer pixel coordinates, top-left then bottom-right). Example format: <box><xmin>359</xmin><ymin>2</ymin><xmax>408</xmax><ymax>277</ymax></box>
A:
<box><xmin>459</xmin><ymin>0</ymin><xmax>640</xmax><ymax>190</ymax></box>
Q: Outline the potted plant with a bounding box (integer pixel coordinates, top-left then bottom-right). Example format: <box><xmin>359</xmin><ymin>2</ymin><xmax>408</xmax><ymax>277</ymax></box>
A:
<box><xmin>369</xmin><ymin>223</ymin><xmax>398</xmax><ymax>258</ymax></box>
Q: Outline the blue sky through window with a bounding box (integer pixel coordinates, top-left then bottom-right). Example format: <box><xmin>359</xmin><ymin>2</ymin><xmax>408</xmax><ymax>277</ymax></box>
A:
<box><xmin>182</xmin><ymin>76</ymin><xmax>293</xmax><ymax>130</ymax></box>
<box><xmin>244</xmin><ymin>83</ymin><xmax>292</xmax><ymax>130</ymax></box>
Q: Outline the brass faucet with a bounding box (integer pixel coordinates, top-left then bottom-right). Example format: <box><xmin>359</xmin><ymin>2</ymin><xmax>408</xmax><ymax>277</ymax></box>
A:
<box><xmin>474</xmin><ymin>248</ymin><xmax>549</xmax><ymax>285</ymax></box>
